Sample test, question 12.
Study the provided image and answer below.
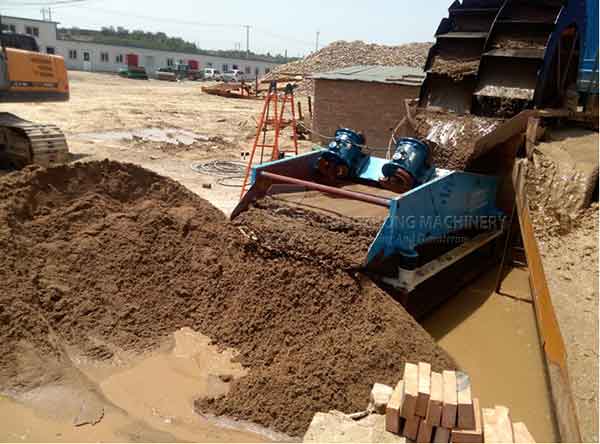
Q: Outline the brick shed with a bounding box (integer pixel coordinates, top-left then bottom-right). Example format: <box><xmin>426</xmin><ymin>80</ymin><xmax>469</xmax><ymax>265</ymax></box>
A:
<box><xmin>312</xmin><ymin>65</ymin><xmax>425</xmax><ymax>149</ymax></box>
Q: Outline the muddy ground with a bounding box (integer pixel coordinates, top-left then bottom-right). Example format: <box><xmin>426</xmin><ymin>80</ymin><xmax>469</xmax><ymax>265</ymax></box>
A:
<box><xmin>526</xmin><ymin>128</ymin><xmax>599</xmax><ymax>443</ymax></box>
<box><xmin>0</xmin><ymin>160</ymin><xmax>455</xmax><ymax>438</ymax></box>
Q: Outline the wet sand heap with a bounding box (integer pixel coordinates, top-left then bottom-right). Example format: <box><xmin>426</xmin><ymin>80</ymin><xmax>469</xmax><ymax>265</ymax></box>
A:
<box><xmin>0</xmin><ymin>161</ymin><xmax>454</xmax><ymax>436</ymax></box>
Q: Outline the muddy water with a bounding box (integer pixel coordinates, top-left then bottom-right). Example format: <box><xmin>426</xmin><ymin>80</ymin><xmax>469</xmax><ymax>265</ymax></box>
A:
<box><xmin>422</xmin><ymin>267</ymin><xmax>559</xmax><ymax>442</ymax></box>
<box><xmin>0</xmin><ymin>328</ymin><xmax>285</xmax><ymax>443</ymax></box>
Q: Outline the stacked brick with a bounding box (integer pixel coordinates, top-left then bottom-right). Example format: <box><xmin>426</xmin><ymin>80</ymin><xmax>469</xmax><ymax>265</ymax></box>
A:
<box><xmin>383</xmin><ymin>362</ymin><xmax>535</xmax><ymax>443</ymax></box>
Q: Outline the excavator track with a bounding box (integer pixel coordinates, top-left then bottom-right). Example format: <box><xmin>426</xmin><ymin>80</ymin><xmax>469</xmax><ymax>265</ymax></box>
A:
<box><xmin>0</xmin><ymin>112</ymin><xmax>69</xmax><ymax>168</ymax></box>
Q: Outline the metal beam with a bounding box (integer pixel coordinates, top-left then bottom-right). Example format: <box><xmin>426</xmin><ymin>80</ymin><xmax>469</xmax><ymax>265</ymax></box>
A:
<box><xmin>258</xmin><ymin>171</ymin><xmax>391</xmax><ymax>208</ymax></box>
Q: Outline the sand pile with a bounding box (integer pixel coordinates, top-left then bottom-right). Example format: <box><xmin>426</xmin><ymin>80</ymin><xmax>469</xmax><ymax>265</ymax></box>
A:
<box><xmin>0</xmin><ymin>161</ymin><xmax>454</xmax><ymax>436</ymax></box>
<box><xmin>267</xmin><ymin>40</ymin><xmax>432</xmax><ymax>95</ymax></box>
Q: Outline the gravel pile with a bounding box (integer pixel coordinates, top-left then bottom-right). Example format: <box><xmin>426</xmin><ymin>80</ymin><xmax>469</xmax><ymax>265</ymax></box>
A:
<box><xmin>268</xmin><ymin>40</ymin><xmax>432</xmax><ymax>95</ymax></box>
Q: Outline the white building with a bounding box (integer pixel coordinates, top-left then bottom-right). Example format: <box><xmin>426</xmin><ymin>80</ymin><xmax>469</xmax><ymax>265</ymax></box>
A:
<box><xmin>0</xmin><ymin>15</ymin><xmax>280</xmax><ymax>76</ymax></box>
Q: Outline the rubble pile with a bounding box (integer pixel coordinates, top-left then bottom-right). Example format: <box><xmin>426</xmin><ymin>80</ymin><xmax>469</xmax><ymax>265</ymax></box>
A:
<box><xmin>267</xmin><ymin>40</ymin><xmax>432</xmax><ymax>95</ymax></box>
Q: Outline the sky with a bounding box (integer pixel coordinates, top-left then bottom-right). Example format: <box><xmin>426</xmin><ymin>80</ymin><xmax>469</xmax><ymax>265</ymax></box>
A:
<box><xmin>1</xmin><ymin>0</ymin><xmax>451</xmax><ymax>57</ymax></box>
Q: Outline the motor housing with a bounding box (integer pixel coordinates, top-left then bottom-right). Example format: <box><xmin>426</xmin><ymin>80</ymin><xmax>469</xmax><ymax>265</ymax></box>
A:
<box><xmin>381</xmin><ymin>137</ymin><xmax>433</xmax><ymax>192</ymax></box>
<box><xmin>316</xmin><ymin>128</ymin><xmax>367</xmax><ymax>180</ymax></box>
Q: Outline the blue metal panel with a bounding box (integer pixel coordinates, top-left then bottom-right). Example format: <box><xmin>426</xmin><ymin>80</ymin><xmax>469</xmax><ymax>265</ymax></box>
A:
<box><xmin>366</xmin><ymin>171</ymin><xmax>503</xmax><ymax>266</ymax></box>
<box><xmin>357</xmin><ymin>156</ymin><xmax>388</xmax><ymax>181</ymax></box>
<box><xmin>578</xmin><ymin>0</ymin><xmax>599</xmax><ymax>93</ymax></box>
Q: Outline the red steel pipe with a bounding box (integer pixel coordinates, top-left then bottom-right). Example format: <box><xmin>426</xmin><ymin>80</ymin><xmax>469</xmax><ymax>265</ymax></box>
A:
<box><xmin>259</xmin><ymin>171</ymin><xmax>391</xmax><ymax>208</ymax></box>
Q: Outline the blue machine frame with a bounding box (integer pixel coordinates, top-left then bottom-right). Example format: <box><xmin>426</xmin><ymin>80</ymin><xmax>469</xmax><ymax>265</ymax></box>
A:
<box><xmin>367</xmin><ymin>169</ymin><xmax>504</xmax><ymax>267</ymax></box>
<box><xmin>236</xmin><ymin>149</ymin><xmax>505</xmax><ymax>279</ymax></box>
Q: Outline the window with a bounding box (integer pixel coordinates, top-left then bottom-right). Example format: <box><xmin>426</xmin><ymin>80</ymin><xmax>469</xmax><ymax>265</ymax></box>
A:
<box><xmin>68</xmin><ymin>49</ymin><xmax>77</xmax><ymax>60</ymax></box>
<box><xmin>206</xmin><ymin>62</ymin><xmax>213</xmax><ymax>68</ymax></box>
<box><xmin>1</xmin><ymin>24</ymin><xmax>16</xmax><ymax>33</ymax></box>
<box><xmin>166</xmin><ymin>58</ymin><xmax>174</xmax><ymax>67</ymax></box>
<box><xmin>265</xmin><ymin>67</ymin><xmax>271</xmax><ymax>74</ymax></box>
<box><xmin>83</xmin><ymin>52</ymin><xmax>90</xmax><ymax>62</ymax></box>
<box><xmin>178</xmin><ymin>59</ymin><xmax>185</xmax><ymax>65</ymax></box>
<box><xmin>245</xmin><ymin>66</ymin><xmax>251</xmax><ymax>74</ymax></box>
<box><xmin>46</xmin><ymin>47</ymin><xmax>55</xmax><ymax>54</ymax></box>
<box><xmin>116</xmin><ymin>54</ymin><xmax>123</xmax><ymax>63</ymax></box>
<box><xmin>232</xmin><ymin>64</ymin><xmax>239</xmax><ymax>70</ymax></box>
<box><xmin>255</xmin><ymin>67</ymin><xmax>259</xmax><ymax>75</ymax></box>
<box><xmin>222</xmin><ymin>64</ymin><xmax>229</xmax><ymax>72</ymax></box>
<box><xmin>100</xmin><ymin>52</ymin><xmax>109</xmax><ymax>63</ymax></box>
<box><xmin>25</xmin><ymin>26</ymin><xmax>39</xmax><ymax>37</ymax></box>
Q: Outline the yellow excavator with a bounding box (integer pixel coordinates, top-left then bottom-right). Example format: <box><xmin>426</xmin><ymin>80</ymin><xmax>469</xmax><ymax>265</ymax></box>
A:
<box><xmin>0</xmin><ymin>32</ymin><xmax>69</xmax><ymax>168</ymax></box>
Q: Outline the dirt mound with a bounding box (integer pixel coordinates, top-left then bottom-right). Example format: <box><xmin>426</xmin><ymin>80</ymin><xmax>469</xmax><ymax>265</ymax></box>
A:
<box><xmin>526</xmin><ymin>129</ymin><xmax>599</xmax><ymax>237</ymax></box>
<box><xmin>233</xmin><ymin>198</ymin><xmax>383</xmax><ymax>270</ymax></box>
<box><xmin>0</xmin><ymin>160</ymin><xmax>454</xmax><ymax>436</ymax></box>
<box><xmin>268</xmin><ymin>40</ymin><xmax>432</xmax><ymax>95</ymax></box>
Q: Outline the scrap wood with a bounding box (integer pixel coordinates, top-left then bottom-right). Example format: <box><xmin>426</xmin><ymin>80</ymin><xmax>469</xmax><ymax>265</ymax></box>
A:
<box><xmin>202</xmin><ymin>82</ymin><xmax>259</xmax><ymax>99</ymax></box>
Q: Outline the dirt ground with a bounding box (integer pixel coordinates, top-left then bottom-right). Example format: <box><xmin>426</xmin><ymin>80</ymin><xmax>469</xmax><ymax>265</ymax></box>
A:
<box><xmin>2</xmin><ymin>71</ymin><xmax>597</xmax><ymax>442</ymax></box>
<box><xmin>0</xmin><ymin>159</ymin><xmax>455</xmax><ymax>439</ymax></box>
<box><xmin>0</xmin><ymin>71</ymin><xmax>313</xmax><ymax>216</ymax></box>
<box><xmin>526</xmin><ymin>128</ymin><xmax>599</xmax><ymax>443</ymax></box>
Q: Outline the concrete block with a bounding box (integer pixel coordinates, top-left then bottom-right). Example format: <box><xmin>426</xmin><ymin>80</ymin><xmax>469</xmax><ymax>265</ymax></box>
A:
<box><xmin>370</xmin><ymin>383</ymin><xmax>394</xmax><ymax>414</ymax></box>
<box><xmin>303</xmin><ymin>411</ymin><xmax>406</xmax><ymax>443</ymax></box>
<box><xmin>483</xmin><ymin>405</ymin><xmax>514</xmax><ymax>443</ymax></box>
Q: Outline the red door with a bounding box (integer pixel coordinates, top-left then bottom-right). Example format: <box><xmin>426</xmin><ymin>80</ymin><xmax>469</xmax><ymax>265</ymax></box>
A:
<box><xmin>126</xmin><ymin>54</ymin><xmax>139</xmax><ymax>67</ymax></box>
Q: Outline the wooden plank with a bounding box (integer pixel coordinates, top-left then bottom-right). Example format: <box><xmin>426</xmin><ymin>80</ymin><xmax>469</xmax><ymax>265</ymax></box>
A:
<box><xmin>401</xmin><ymin>363</ymin><xmax>419</xmax><ymax>418</ymax></box>
<box><xmin>427</xmin><ymin>371</ymin><xmax>443</xmax><ymax>426</ymax></box>
<box><xmin>451</xmin><ymin>398</ymin><xmax>483</xmax><ymax>443</ymax></box>
<box><xmin>441</xmin><ymin>370</ymin><xmax>458</xmax><ymax>428</ymax></box>
<box><xmin>417</xmin><ymin>419</ymin><xmax>434</xmax><ymax>443</ymax></box>
<box><xmin>402</xmin><ymin>415</ymin><xmax>420</xmax><ymax>441</ymax></box>
<box><xmin>386</xmin><ymin>380</ymin><xmax>405</xmax><ymax>434</ymax></box>
<box><xmin>483</xmin><ymin>406</ymin><xmax>514</xmax><ymax>443</ymax></box>
<box><xmin>434</xmin><ymin>426</ymin><xmax>451</xmax><ymax>443</ymax></box>
<box><xmin>456</xmin><ymin>372</ymin><xmax>475</xmax><ymax>430</ymax></box>
<box><xmin>416</xmin><ymin>362</ymin><xmax>432</xmax><ymax>417</ymax></box>
<box><xmin>513</xmin><ymin>422</ymin><xmax>536</xmax><ymax>443</ymax></box>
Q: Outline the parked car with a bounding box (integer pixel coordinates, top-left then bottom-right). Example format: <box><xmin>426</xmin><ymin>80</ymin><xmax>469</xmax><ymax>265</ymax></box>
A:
<box><xmin>118</xmin><ymin>66</ymin><xmax>148</xmax><ymax>80</ymax></box>
<box><xmin>222</xmin><ymin>70</ymin><xmax>244</xmax><ymax>82</ymax></box>
<box><xmin>157</xmin><ymin>64</ymin><xmax>202</xmax><ymax>81</ymax></box>
<box><xmin>203</xmin><ymin>68</ymin><xmax>223</xmax><ymax>81</ymax></box>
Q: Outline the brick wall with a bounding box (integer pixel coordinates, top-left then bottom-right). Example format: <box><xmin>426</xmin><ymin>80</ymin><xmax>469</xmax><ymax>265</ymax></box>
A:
<box><xmin>313</xmin><ymin>79</ymin><xmax>420</xmax><ymax>149</ymax></box>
